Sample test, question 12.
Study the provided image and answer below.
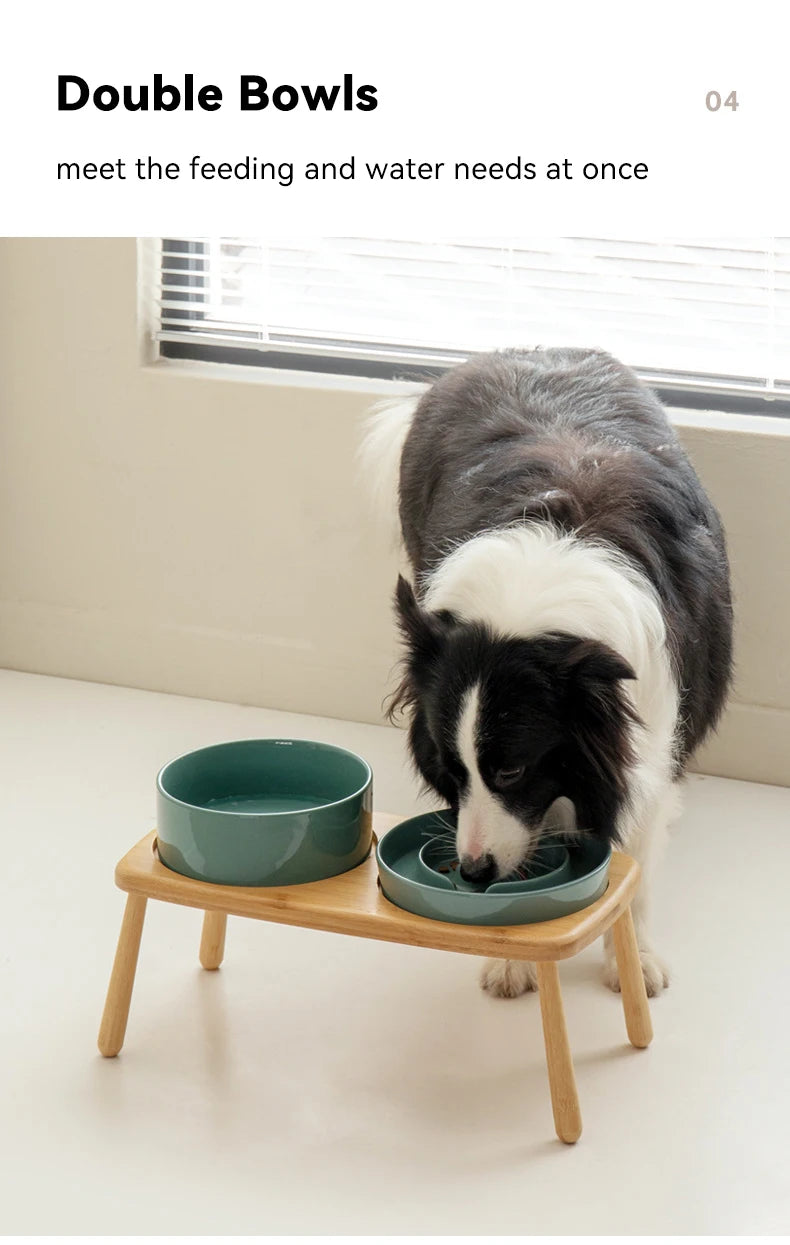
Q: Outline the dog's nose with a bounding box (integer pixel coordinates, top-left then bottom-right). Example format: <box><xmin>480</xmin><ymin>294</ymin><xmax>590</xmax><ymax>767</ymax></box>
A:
<box><xmin>459</xmin><ymin>852</ymin><xmax>496</xmax><ymax>885</ymax></box>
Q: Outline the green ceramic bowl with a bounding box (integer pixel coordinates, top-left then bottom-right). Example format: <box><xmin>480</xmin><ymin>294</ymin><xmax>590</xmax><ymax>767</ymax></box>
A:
<box><xmin>376</xmin><ymin>810</ymin><xmax>610</xmax><ymax>926</ymax></box>
<box><xmin>156</xmin><ymin>739</ymin><xmax>373</xmax><ymax>886</ymax></box>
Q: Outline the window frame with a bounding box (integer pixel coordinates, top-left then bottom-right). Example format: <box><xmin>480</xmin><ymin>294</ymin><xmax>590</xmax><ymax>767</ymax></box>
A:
<box><xmin>157</xmin><ymin>238</ymin><xmax>790</xmax><ymax>418</ymax></box>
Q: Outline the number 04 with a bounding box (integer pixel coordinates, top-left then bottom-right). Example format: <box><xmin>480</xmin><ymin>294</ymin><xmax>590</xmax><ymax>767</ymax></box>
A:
<box><xmin>706</xmin><ymin>90</ymin><xmax>739</xmax><ymax>111</ymax></box>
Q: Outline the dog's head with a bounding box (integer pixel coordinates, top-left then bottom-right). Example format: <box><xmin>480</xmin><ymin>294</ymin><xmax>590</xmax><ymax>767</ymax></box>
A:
<box><xmin>390</xmin><ymin>576</ymin><xmax>639</xmax><ymax>883</ymax></box>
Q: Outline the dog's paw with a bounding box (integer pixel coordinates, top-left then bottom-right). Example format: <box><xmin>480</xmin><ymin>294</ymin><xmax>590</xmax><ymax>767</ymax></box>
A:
<box><xmin>480</xmin><ymin>958</ymin><xmax>537</xmax><ymax>998</ymax></box>
<box><xmin>603</xmin><ymin>950</ymin><xmax>670</xmax><ymax>997</ymax></box>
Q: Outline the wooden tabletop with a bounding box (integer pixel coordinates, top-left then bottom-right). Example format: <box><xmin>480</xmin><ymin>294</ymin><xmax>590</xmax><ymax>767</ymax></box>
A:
<box><xmin>114</xmin><ymin>812</ymin><xmax>640</xmax><ymax>962</ymax></box>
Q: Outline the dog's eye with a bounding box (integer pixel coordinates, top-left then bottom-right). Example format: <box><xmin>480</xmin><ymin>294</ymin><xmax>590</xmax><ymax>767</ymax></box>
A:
<box><xmin>493</xmin><ymin>765</ymin><xmax>525</xmax><ymax>789</ymax></box>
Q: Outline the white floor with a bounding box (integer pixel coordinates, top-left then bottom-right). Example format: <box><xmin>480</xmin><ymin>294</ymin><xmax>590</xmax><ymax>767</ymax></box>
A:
<box><xmin>1</xmin><ymin>669</ymin><xmax>789</xmax><ymax>1234</ymax></box>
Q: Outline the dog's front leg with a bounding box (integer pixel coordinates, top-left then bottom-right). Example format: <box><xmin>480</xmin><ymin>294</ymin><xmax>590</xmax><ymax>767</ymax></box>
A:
<box><xmin>603</xmin><ymin>881</ymin><xmax>670</xmax><ymax>997</ymax></box>
<box><xmin>602</xmin><ymin>781</ymin><xmax>681</xmax><ymax>997</ymax></box>
<box><xmin>480</xmin><ymin>958</ymin><xmax>538</xmax><ymax>998</ymax></box>
<box><xmin>478</xmin><ymin>799</ymin><xmax>576</xmax><ymax>1000</ymax></box>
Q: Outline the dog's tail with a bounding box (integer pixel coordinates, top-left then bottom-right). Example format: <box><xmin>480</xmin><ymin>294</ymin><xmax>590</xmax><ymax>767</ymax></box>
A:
<box><xmin>356</xmin><ymin>392</ymin><xmax>422</xmax><ymax>545</ymax></box>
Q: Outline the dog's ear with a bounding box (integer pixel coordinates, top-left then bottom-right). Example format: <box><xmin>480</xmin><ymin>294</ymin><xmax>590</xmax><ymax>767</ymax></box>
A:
<box><xmin>560</xmin><ymin>638</ymin><xmax>635</xmax><ymax>687</ymax></box>
<box><xmin>557</xmin><ymin>639</ymin><xmax>641</xmax><ymax>843</ymax></box>
<box><xmin>387</xmin><ymin>576</ymin><xmax>455</xmax><ymax>722</ymax></box>
<box><xmin>394</xmin><ymin>575</ymin><xmax>454</xmax><ymax>663</ymax></box>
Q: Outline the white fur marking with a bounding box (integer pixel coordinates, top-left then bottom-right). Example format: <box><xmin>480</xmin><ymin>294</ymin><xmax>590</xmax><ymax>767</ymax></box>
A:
<box><xmin>455</xmin><ymin>685</ymin><xmax>531</xmax><ymax>876</ymax></box>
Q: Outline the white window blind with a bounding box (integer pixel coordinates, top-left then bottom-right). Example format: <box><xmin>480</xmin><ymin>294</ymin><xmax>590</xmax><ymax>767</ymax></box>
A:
<box><xmin>156</xmin><ymin>237</ymin><xmax>790</xmax><ymax>404</ymax></box>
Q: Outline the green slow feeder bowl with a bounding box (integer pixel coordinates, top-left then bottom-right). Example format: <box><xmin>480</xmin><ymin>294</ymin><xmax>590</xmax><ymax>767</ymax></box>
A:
<box><xmin>156</xmin><ymin>738</ymin><xmax>373</xmax><ymax>886</ymax></box>
<box><xmin>418</xmin><ymin>836</ymin><xmax>573</xmax><ymax>893</ymax></box>
<box><xmin>376</xmin><ymin>810</ymin><xmax>610</xmax><ymax>926</ymax></box>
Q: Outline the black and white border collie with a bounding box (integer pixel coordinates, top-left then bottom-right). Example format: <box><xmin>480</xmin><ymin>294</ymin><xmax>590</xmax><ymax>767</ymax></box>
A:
<box><xmin>361</xmin><ymin>347</ymin><xmax>733</xmax><ymax>998</ymax></box>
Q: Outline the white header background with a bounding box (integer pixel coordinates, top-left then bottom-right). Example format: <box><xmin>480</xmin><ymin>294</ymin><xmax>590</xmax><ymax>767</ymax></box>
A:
<box><xmin>1</xmin><ymin>0</ymin><xmax>787</xmax><ymax>235</ymax></box>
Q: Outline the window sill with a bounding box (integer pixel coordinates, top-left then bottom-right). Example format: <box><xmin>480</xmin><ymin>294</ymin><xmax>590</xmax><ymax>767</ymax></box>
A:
<box><xmin>145</xmin><ymin>355</ymin><xmax>790</xmax><ymax>437</ymax></box>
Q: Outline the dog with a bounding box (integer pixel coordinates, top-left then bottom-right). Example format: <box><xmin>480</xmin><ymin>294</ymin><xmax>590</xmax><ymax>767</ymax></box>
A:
<box><xmin>361</xmin><ymin>347</ymin><xmax>733</xmax><ymax>998</ymax></box>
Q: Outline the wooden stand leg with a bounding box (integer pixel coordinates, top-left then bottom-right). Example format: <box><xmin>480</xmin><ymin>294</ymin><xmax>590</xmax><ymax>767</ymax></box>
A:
<box><xmin>612</xmin><ymin>906</ymin><xmax>653</xmax><ymax>1049</ymax></box>
<box><xmin>98</xmin><ymin>894</ymin><xmax>147</xmax><ymax>1057</ymax></box>
<box><xmin>199</xmin><ymin>911</ymin><xmax>227</xmax><ymax>970</ymax></box>
<box><xmin>535</xmin><ymin>960</ymin><xmax>582</xmax><ymax>1144</ymax></box>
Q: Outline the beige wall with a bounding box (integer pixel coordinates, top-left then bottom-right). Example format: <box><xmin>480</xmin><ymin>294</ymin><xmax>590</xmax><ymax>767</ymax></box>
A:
<box><xmin>1</xmin><ymin>237</ymin><xmax>789</xmax><ymax>784</ymax></box>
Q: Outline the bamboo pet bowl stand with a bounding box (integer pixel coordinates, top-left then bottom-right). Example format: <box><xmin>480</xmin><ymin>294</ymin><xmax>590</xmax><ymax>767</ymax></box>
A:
<box><xmin>98</xmin><ymin>813</ymin><xmax>652</xmax><ymax>1144</ymax></box>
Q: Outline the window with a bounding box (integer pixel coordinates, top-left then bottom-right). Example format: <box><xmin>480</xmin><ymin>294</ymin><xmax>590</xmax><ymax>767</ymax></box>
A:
<box><xmin>155</xmin><ymin>237</ymin><xmax>790</xmax><ymax>414</ymax></box>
